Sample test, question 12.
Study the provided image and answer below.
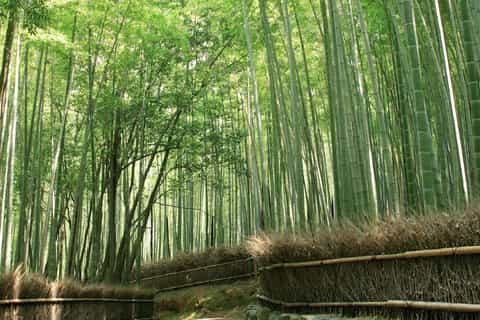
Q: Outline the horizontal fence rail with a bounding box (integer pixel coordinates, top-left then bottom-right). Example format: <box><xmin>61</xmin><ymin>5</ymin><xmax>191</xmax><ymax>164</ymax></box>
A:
<box><xmin>155</xmin><ymin>272</ymin><xmax>255</xmax><ymax>292</ymax></box>
<box><xmin>137</xmin><ymin>257</ymin><xmax>256</xmax><ymax>292</ymax></box>
<box><xmin>257</xmin><ymin>245</ymin><xmax>480</xmax><ymax>319</ymax></box>
<box><xmin>258</xmin><ymin>295</ymin><xmax>480</xmax><ymax>313</ymax></box>
<box><xmin>259</xmin><ymin>245</ymin><xmax>480</xmax><ymax>271</ymax></box>
<box><xmin>139</xmin><ymin>257</ymin><xmax>254</xmax><ymax>281</ymax></box>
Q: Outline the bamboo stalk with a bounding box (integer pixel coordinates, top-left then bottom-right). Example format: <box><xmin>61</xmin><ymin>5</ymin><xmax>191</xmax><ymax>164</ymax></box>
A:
<box><xmin>260</xmin><ymin>245</ymin><xmax>480</xmax><ymax>271</ymax></box>
<box><xmin>387</xmin><ymin>300</ymin><xmax>480</xmax><ymax>312</ymax></box>
<box><xmin>257</xmin><ymin>295</ymin><xmax>480</xmax><ymax>312</ymax></box>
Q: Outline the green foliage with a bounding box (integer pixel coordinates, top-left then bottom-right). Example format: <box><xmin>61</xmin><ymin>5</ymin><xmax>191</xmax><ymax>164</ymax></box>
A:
<box><xmin>0</xmin><ymin>0</ymin><xmax>478</xmax><ymax>283</ymax></box>
<box><xmin>0</xmin><ymin>0</ymin><xmax>48</xmax><ymax>32</ymax></box>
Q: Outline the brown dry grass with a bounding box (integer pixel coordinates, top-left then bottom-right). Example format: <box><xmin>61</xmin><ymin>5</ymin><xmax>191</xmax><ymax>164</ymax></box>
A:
<box><xmin>17</xmin><ymin>273</ymin><xmax>51</xmax><ymax>299</ymax></box>
<box><xmin>0</xmin><ymin>272</ymin><xmax>16</xmax><ymax>299</ymax></box>
<box><xmin>0</xmin><ymin>272</ymin><xmax>154</xmax><ymax>320</ymax></box>
<box><xmin>141</xmin><ymin>245</ymin><xmax>250</xmax><ymax>278</ymax></box>
<box><xmin>247</xmin><ymin>206</ymin><xmax>480</xmax><ymax>266</ymax></box>
<box><xmin>250</xmin><ymin>206</ymin><xmax>480</xmax><ymax>320</ymax></box>
<box><xmin>77</xmin><ymin>284</ymin><xmax>106</xmax><ymax>298</ymax></box>
<box><xmin>0</xmin><ymin>272</ymin><xmax>154</xmax><ymax>301</ymax></box>
<box><xmin>52</xmin><ymin>279</ymin><xmax>82</xmax><ymax>298</ymax></box>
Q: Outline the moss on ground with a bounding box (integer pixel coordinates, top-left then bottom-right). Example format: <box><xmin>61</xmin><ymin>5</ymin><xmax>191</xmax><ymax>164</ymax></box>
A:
<box><xmin>154</xmin><ymin>279</ymin><xmax>257</xmax><ymax>320</ymax></box>
<box><xmin>153</xmin><ymin>279</ymin><xmax>382</xmax><ymax>320</ymax></box>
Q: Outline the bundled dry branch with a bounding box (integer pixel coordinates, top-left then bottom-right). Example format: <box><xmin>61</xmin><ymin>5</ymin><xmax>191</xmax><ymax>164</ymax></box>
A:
<box><xmin>261</xmin><ymin>246</ymin><xmax>480</xmax><ymax>270</ymax></box>
<box><xmin>140</xmin><ymin>257</ymin><xmax>255</xmax><ymax>291</ymax></box>
<box><xmin>258</xmin><ymin>255</ymin><xmax>480</xmax><ymax>303</ymax></box>
<box><xmin>140</xmin><ymin>257</ymin><xmax>254</xmax><ymax>281</ymax></box>
<box><xmin>252</xmin><ymin>207</ymin><xmax>480</xmax><ymax>320</ymax></box>
<box><xmin>0</xmin><ymin>273</ymin><xmax>17</xmax><ymax>300</ymax></box>
<box><xmin>258</xmin><ymin>255</ymin><xmax>480</xmax><ymax>319</ymax></box>
<box><xmin>155</xmin><ymin>272</ymin><xmax>255</xmax><ymax>292</ymax></box>
<box><xmin>137</xmin><ymin>245</ymin><xmax>255</xmax><ymax>291</ymax></box>
<box><xmin>248</xmin><ymin>207</ymin><xmax>480</xmax><ymax>266</ymax></box>
<box><xmin>0</xmin><ymin>272</ymin><xmax>154</xmax><ymax>320</ymax></box>
<box><xmin>139</xmin><ymin>245</ymin><xmax>250</xmax><ymax>279</ymax></box>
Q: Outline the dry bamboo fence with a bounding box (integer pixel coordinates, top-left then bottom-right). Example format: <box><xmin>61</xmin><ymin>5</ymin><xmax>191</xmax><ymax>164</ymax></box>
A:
<box><xmin>0</xmin><ymin>297</ymin><xmax>154</xmax><ymax>320</ymax></box>
<box><xmin>137</xmin><ymin>257</ymin><xmax>256</xmax><ymax>291</ymax></box>
<box><xmin>257</xmin><ymin>294</ymin><xmax>480</xmax><ymax>312</ymax></box>
<box><xmin>259</xmin><ymin>245</ymin><xmax>480</xmax><ymax>271</ymax></box>
<box><xmin>257</xmin><ymin>245</ymin><xmax>480</xmax><ymax>320</ymax></box>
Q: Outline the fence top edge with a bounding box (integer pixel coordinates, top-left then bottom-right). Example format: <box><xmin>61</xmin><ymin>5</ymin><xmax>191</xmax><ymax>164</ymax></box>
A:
<box><xmin>136</xmin><ymin>257</ymin><xmax>254</xmax><ymax>282</ymax></box>
<box><xmin>259</xmin><ymin>245</ymin><xmax>480</xmax><ymax>271</ymax></box>
<box><xmin>153</xmin><ymin>271</ymin><xmax>256</xmax><ymax>293</ymax></box>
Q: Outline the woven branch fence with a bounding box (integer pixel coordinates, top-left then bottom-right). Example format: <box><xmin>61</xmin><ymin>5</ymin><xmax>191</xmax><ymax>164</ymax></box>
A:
<box><xmin>0</xmin><ymin>297</ymin><xmax>154</xmax><ymax>320</ymax></box>
<box><xmin>137</xmin><ymin>257</ymin><xmax>256</xmax><ymax>292</ymax></box>
<box><xmin>257</xmin><ymin>245</ymin><xmax>480</xmax><ymax>320</ymax></box>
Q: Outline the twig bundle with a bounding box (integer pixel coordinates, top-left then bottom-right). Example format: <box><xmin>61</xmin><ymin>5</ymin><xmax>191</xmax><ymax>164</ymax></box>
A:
<box><xmin>138</xmin><ymin>245</ymin><xmax>254</xmax><ymax>291</ymax></box>
<box><xmin>139</xmin><ymin>245</ymin><xmax>250</xmax><ymax>279</ymax></box>
<box><xmin>140</xmin><ymin>257</ymin><xmax>255</xmax><ymax>291</ymax></box>
<box><xmin>0</xmin><ymin>272</ymin><xmax>154</xmax><ymax>320</ymax></box>
<box><xmin>250</xmin><ymin>207</ymin><xmax>480</xmax><ymax>319</ymax></box>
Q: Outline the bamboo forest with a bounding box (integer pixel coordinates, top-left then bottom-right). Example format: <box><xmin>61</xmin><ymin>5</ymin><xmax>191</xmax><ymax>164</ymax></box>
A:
<box><xmin>0</xmin><ymin>0</ymin><xmax>479</xmax><ymax>295</ymax></box>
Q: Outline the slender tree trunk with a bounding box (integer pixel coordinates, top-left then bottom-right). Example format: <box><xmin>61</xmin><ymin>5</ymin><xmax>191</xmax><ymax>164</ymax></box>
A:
<box><xmin>44</xmin><ymin>15</ymin><xmax>77</xmax><ymax>277</ymax></box>
<box><xmin>461</xmin><ymin>0</ymin><xmax>480</xmax><ymax>197</ymax></box>
<box><xmin>0</xmin><ymin>5</ymin><xmax>17</xmax><ymax>140</ymax></box>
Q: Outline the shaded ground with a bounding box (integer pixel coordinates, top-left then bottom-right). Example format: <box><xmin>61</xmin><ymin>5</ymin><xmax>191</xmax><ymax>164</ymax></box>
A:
<box><xmin>154</xmin><ymin>279</ymin><xmax>382</xmax><ymax>320</ymax></box>
<box><xmin>154</xmin><ymin>279</ymin><xmax>257</xmax><ymax>320</ymax></box>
